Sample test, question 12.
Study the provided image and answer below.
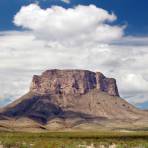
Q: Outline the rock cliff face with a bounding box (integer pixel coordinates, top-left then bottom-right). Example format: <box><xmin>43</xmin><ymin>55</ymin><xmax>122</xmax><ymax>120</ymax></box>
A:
<box><xmin>30</xmin><ymin>69</ymin><xmax>119</xmax><ymax>96</ymax></box>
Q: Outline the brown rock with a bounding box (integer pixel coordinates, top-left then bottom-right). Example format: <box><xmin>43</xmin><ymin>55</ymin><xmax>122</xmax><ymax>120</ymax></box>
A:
<box><xmin>30</xmin><ymin>69</ymin><xmax>119</xmax><ymax>96</ymax></box>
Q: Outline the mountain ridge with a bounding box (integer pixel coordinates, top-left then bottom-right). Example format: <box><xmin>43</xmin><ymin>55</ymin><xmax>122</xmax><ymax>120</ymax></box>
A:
<box><xmin>0</xmin><ymin>69</ymin><xmax>147</xmax><ymax>132</ymax></box>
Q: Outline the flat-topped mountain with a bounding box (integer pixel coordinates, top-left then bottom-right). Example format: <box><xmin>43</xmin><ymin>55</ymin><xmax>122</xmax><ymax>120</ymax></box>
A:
<box><xmin>0</xmin><ymin>69</ymin><xmax>147</xmax><ymax>132</ymax></box>
<box><xmin>30</xmin><ymin>69</ymin><xmax>119</xmax><ymax>96</ymax></box>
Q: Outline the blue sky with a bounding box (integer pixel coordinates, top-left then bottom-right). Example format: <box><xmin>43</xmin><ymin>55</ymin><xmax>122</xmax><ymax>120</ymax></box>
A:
<box><xmin>0</xmin><ymin>0</ymin><xmax>148</xmax><ymax>35</ymax></box>
<box><xmin>0</xmin><ymin>0</ymin><xmax>148</xmax><ymax>109</ymax></box>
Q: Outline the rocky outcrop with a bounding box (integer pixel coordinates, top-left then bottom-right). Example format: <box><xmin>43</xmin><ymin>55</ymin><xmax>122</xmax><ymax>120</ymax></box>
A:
<box><xmin>30</xmin><ymin>69</ymin><xmax>119</xmax><ymax>96</ymax></box>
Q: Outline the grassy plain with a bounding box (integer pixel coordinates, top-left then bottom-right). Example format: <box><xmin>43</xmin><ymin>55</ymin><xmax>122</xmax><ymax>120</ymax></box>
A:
<box><xmin>0</xmin><ymin>131</ymin><xmax>148</xmax><ymax>148</ymax></box>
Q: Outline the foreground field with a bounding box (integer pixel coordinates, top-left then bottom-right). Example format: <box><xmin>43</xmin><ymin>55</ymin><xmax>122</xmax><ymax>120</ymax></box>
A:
<box><xmin>0</xmin><ymin>131</ymin><xmax>148</xmax><ymax>148</ymax></box>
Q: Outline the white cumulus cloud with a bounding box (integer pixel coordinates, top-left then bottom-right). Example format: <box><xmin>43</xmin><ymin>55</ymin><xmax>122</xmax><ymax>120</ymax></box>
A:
<box><xmin>14</xmin><ymin>4</ymin><xmax>124</xmax><ymax>47</ymax></box>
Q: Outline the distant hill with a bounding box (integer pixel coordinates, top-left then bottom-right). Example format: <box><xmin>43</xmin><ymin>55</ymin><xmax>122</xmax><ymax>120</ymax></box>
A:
<box><xmin>0</xmin><ymin>69</ymin><xmax>147</xmax><ymax>132</ymax></box>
